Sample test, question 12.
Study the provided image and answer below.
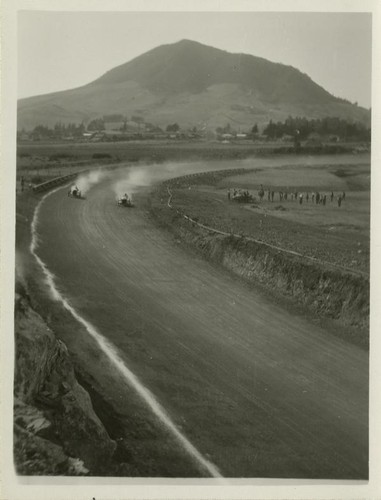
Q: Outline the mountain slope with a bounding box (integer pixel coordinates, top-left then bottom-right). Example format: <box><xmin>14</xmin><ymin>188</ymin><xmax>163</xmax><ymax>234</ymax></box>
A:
<box><xmin>17</xmin><ymin>39</ymin><xmax>370</xmax><ymax>131</ymax></box>
<box><xmin>94</xmin><ymin>39</ymin><xmax>334</xmax><ymax>104</ymax></box>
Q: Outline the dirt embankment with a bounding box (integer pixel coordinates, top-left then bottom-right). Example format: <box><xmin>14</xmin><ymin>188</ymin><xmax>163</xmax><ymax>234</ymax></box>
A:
<box><xmin>150</xmin><ymin>199</ymin><xmax>369</xmax><ymax>349</ymax></box>
<box><xmin>14</xmin><ymin>281</ymin><xmax>117</xmax><ymax>475</ymax></box>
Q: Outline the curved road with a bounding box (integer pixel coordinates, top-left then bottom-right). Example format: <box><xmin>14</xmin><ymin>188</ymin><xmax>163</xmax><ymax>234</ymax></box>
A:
<box><xmin>36</xmin><ymin>168</ymin><xmax>368</xmax><ymax>479</ymax></box>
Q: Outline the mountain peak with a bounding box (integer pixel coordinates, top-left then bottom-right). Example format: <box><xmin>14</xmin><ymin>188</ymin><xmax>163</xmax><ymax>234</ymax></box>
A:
<box><xmin>93</xmin><ymin>39</ymin><xmax>332</xmax><ymax>100</ymax></box>
<box><xmin>18</xmin><ymin>40</ymin><xmax>370</xmax><ymax>130</ymax></box>
<box><xmin>176</xmin><ymin>38</ymin><xmax>201</xmax><ymax>45</ymax></box>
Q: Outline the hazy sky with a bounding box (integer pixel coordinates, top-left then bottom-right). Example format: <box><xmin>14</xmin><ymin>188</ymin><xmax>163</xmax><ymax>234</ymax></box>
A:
<box><xmin>18</xmin><ymin>11</ymin><xmax>372</xmax><ymax>107</ymax></box>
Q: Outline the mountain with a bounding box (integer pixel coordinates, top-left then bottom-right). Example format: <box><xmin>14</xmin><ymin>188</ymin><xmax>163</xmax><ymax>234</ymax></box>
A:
<box><xmin>17</xmin><ymin>39</ymin><xmax>370</xmax><ymax>131</ymax></box>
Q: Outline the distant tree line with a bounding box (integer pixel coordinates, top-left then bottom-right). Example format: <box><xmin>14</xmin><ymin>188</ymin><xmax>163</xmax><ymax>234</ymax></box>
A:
<box><xmin>20</xmin><ymin>115</ymin><xmax>371</xmax><ymax>143</ymax></box>
<box><xmin>262</xmin><ymin>116</ymin><xmax>371</xmax><ymax>141</ymax></box>
<box><xmin>30</xmin><ymin>122</ymin><xmax>85</xmax><ymax>138</ymax></box>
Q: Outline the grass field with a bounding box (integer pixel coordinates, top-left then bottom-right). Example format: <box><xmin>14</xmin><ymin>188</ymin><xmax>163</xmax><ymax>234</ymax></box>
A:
<box><xmin>158</xmin><ymin>162</ymin><xmax>370</xmax><ymax>273</ymax></box>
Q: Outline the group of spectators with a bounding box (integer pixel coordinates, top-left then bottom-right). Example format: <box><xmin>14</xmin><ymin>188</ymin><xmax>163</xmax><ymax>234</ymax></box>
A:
<box><xmin>266</xmin><ymin>189</ymin><xmax>346</xmax><ymax>207</ymax></box>
<box><xmin>227</xmin><ymin>185</ymin><xmax>347</xmax><ymax>208</ymax></box>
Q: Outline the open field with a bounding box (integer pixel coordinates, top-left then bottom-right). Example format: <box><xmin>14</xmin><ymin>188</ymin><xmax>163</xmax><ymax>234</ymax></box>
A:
<box><xmin>16</xmin><ymin>140</ymin><xmax>365</xmax><ymax>183</ymax></box>
<box><xmin>159</xmin><ymin>162</ymin><xmax>370</xmax><ymax>273</ymax></box>
<box><xmin>223</xmin><ymin>163</ymin><xmax>370</xmax><ymax>191</ymax></box>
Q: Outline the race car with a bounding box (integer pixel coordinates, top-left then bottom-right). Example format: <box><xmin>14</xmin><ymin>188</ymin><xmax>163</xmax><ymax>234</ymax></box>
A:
<box><xmin>117</xmin><ymin>193</ymin><xmax>133</xmax><ymax>207</ymax></box>
<box><xmin>67</xmin><ymin>185</ymin><xmax>84</xmax><ymax>199</ymax></box>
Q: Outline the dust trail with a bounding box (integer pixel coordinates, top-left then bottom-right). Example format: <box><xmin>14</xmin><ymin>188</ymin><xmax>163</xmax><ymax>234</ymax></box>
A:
<box><xmin>112</xmin><ymin>168</ymin><xmax>152</xmax><ymax>203</ymax></box>
<box><xmin>112</xmin><ymin>165</ymin><xmax>169</xmax><ymax>200</ymax></box>
<box><xmin>111</xmin><ymin>158</ymin><xmax>254</xmax><ymax>198</ymax></box>
<box><xmin>111</xmin><ymin>162</ymin><xmax>200</xmax><ymax>202</ymax></box>
<box><xmin>30</xmin><ymin>187</ymin><xmax>223</xmax><ymax>479</ymax></box>
<box><xmin>75</xmin><ymin>169</ymin><xmax>109</xmax><ymax>195</ymax></box>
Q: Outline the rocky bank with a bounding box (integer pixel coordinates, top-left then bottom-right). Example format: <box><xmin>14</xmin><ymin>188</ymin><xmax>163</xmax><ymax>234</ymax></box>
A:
<box><xmin>14</xmin><ymin>282</ymin><xmax>117</xmax><ymax>475</ymax></box>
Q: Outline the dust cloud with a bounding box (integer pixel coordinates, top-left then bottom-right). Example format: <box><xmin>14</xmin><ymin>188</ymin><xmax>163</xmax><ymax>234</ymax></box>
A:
<box><xmin>111</xmin><ymin>161</ymin><xmax>215</xmax><ymax>199</ymax></box>
<box><xmin>76</xmin><ymin>169</ymin><xmax>109</xmax><ymax>195</ymax></box>
<box><xmin>78</xmin><ymin>158</ymin><xmax>249</xmax><ymax>200</ymax></box>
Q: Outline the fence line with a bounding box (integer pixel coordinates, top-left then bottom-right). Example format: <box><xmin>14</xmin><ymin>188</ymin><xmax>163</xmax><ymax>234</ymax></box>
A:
<box><xmin>166</xmin><ymin>187</ymin><xmax>368</xmax><ymax>279</ymax></box>
<box><xmin>32</xmin><ymin>171</ymin><xmax>89</xmax><ymax>193</ymax></box>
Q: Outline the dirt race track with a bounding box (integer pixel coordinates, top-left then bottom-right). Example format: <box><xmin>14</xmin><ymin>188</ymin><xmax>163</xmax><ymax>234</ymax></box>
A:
<box><xmin>35</xmin><ymin>170</ymin><xmax>368</xmax><ymax>479</ymax></box>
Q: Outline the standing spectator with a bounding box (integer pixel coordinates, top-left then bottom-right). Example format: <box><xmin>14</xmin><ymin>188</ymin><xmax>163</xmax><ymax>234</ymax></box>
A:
<box><xmin>342</xmin><ymin>191</ymin><xmax>346</xmax><ymax>201</ymax></box>
<box><xmin>330</xmin><ymin>191</ymin><xmax>334</xmax><ymax>202</ymax></box>
<box><xmin>227</xmin><ymin>189</ymin><xmax>231</xmax><ymax>201</ymax></box>
<box><xmin>271</xmin><ymin>191</ymin><xmax>274</xmax><ymax>202</ymax></box>
<box><xmin>299</xmin><ymin>193</ymin><xmax>303</xmax><ymax>205</ymax></box>
<box><xmin>306</xmin><ymin>192</ymin><xmax>309</xmax><ymax>202</ymax></box>
<box><xmin>323</xmin><ymin>194</ymin><xmax>327</xmax><ymax>206</ymax></box>
<box><xmin>316</xmin><ymin>192</ymin><xmax>320</xmax><ymax>204</ymax></box>
<box><xmin>268</xmin><ymin>190</ymin><xmax>271</xmax><ymax>201</ymax></box>
<box><xmin>312</xmin><ymin>193</ymin><xmax>315</xmax><ymax>203</ymax></box>
<box><xmin>338</xmin><ymin>195</ymin><xmax>342</xmax><ymax>207</ymax></box>
<box><xmin>284</xmin><ymin>192</ymin><xmax>288</xmax><ymax>201</ymax></box>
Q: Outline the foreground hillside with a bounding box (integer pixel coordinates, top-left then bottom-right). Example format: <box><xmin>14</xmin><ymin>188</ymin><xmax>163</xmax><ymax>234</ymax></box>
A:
<box><xmin>18</xmin><ymin>39</ymin><xmax>370</xmax><ymax>130</ymax></box>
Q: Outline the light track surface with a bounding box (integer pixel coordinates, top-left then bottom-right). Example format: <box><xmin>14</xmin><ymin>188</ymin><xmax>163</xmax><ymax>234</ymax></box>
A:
<box><xmin>36</xmin><ymin>173</ymin><xmax>368</xmax><ymax>479</ymax></box>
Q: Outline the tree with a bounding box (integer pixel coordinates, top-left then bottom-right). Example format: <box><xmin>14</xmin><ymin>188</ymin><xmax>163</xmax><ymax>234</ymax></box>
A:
<box><xmin>166</xmin><ymin>123</ymin><xmax>180</xmax><ymax>132</ymax></box>
<box><xmin>87</xmin><ymin>118</ymin><xmax>105</xmax><ymax>131</ymax></box>
<box><xmin>251</xmin><ymin>123</ymin><xmax>259</xmax><ymax>134</ymax></box>
<box><xmin>263</xmin><ymin>120</ymin><xmax>277</xmax><ymax>139</ymax></box>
